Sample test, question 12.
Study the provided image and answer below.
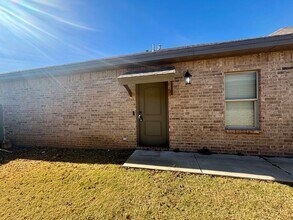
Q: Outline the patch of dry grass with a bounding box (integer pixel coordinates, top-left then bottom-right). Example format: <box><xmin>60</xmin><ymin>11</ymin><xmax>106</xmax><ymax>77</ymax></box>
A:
<box><xmin>0</xmin><ymin>147</ymin><xmax>292</xmax><ymax>219</ymax></box>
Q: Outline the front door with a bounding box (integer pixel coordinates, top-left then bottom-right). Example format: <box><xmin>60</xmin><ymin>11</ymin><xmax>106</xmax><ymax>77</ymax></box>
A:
<box><xmin>138</xmin><ymin>82</ymin><xmax>168</xmax><ymax>147</ymax></box>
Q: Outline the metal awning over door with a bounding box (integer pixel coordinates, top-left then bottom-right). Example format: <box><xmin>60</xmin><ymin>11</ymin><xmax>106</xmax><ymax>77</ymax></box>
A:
<box><xmin>118</xmin><ymin>68</ymin><xmax>175</xmax><ymax>85</ymax></box>
<box><xmin>118</xmin><ymin>67</ymin><xmax>175</xmax><ymax>96</ymax></box>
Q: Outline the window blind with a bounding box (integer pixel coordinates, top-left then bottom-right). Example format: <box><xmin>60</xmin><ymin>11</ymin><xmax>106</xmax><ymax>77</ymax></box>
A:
<box><xmin>225</xmin><ymin>71</ymin><xmax>258</xmax><ymax>128</ymax></box>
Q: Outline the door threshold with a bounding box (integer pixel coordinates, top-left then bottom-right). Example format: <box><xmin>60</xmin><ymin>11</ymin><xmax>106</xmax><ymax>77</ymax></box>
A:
<box><xmin>137</xmin><ymin>146</ymin><xmax>169</xmax><ymax>151</ymax></box>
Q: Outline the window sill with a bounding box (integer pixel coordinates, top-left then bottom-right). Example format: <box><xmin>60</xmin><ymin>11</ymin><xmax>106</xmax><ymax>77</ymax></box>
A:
<box><xmin>225</xmin><ymin>129</ymin><xmax>261</xmax><ymax>134</ymax></box>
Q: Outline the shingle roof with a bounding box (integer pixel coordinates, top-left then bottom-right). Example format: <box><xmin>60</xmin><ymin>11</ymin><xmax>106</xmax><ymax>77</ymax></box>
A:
<box><xmin>269</xmin><ymin>27</ymin><xmax>293</xmax><ymax>36</ymax></box>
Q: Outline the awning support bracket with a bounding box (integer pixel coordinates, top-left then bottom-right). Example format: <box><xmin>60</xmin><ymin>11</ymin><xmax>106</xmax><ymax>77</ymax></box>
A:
<box><xmin>123</xmin><ymin>85</ymin><xmax>132</xmax><ymax>97</ymax></box>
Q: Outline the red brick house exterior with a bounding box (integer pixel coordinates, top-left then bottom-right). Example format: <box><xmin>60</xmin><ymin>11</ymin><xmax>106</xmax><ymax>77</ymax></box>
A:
<box><xmin>0</xmin><ymin>30</ymin><xmax>292</xmax><ymax>156</ymax></box>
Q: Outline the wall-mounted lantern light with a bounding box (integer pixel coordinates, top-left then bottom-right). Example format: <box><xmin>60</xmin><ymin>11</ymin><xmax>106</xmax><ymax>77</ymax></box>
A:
<box><xmin>184</xmin><ymin>71</ymin><xmax>192</xmax><ymax>85</ymax></box>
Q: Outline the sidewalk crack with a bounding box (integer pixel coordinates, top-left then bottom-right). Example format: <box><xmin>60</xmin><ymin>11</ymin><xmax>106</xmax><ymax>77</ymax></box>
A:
<box><xmin>193</xmin><ymin>153</ymin><xmax>203</xmax><ymax>174</ymax></box>
<box><xmin>260</xmin><ymin>156</ymin><xmax>292</xmax><ymax>176</ymax></box>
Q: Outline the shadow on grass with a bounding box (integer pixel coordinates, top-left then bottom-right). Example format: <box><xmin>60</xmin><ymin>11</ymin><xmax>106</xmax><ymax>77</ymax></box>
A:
<box><xmin>0</xmin><ymin>146</ymin><xmax>134</xmax><ymax>165</ymax></box>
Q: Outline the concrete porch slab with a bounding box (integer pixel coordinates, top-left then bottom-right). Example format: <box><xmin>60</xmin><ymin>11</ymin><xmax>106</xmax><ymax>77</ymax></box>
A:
<box><xmin>123</xmin><ymin>150</ymin><xmax>293</xmax><ymax>183</ymax></box>
<box><xmin>123</xmin><ymin>150</ymin><xmax>201</xmax><ymax>174</ymax></box>
<box><xmin>264</xmin><ymin>157</ymin><xmax>293</xmax><ymax>175</ymax></box>
<box><xmin>195</xmin><ymin>153</ymin><xmax>293</xmax><ymax>182</ymax></box>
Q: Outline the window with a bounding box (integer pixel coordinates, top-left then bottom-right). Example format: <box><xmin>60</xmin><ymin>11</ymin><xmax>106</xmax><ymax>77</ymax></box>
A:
<box><xmin>225</xmin><ymin>71</ymin><xmax>259</xmax><ymax>129</ymax></box>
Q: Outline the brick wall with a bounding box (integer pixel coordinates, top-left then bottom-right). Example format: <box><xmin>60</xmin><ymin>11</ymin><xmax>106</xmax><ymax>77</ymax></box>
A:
<box><xmin>0</xmin><ymin>50</ymin><xmax>292</xmax><ymax>156</ymax></box>
<box><xmin>169</xmin><ymin>50</ymin><xmax>293</xmax><ymax>156</ymax></box>
<box><xmin>0</xmin><ymin>69</ymin><xmax>137</xmax><ymax>149</ymax></box>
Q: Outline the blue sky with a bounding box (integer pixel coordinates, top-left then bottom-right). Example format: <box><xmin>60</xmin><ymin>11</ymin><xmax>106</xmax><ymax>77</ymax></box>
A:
<box><xmin>0</xmin><ymin>0</ymin><xmax>292</xmax><ymax>73</ymax></box>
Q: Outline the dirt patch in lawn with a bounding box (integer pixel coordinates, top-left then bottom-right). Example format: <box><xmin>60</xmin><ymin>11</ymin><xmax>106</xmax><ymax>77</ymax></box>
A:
<box><xmin>0</xmin><ymin>146</ymin><xmax>134</xmax><ymax>165</ymax></box>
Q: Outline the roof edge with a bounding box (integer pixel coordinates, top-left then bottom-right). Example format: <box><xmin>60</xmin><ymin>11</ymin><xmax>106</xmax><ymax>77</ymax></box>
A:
<box><xmin>1</xmin><ymin>33</ymin><xmax>293</xmax><ymax>80</ymax></box>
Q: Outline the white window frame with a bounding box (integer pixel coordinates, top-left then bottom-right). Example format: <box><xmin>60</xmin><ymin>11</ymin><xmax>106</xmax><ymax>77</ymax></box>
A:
<box><xmin>224</xmin><ymin>71</ymin><xmax>259</xmax><ymax>130</ymax></box>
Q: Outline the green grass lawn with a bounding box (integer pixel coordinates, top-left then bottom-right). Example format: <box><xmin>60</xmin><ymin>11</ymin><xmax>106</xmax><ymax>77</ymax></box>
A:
<box><xmin>0</xmin><ymin>147</ymin><xmax>292</xmax><ymax>220</ymax></box>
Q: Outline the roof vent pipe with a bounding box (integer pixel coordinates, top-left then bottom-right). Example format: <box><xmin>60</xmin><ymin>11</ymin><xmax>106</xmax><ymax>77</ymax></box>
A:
<box><xmin>157</xmin><ymin>44</ymin><xmax>161</xmax><ymax>51</ymax></box>
<box><xmin>152</xmin><ymin>44</ymin><xmax>155</xmax><ymax>52</ymax></box>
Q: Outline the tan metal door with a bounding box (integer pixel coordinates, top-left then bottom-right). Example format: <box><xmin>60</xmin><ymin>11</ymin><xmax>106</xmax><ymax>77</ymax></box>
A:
<box><xmin>138</xmin><ymin>82</ymin><xmax>168</xmax><ymax>147</ymax></box>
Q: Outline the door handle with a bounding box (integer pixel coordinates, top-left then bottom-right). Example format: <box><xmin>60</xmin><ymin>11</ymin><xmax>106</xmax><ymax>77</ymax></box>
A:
<box><xmin>138</xmin><ymin>111</ymin><xmax>143</xmax><ymax>122</ymax></box>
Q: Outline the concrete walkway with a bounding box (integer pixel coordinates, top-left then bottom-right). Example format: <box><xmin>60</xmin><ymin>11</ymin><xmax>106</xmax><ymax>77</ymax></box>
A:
<box><xmin>123</xmin><ymin>150</ymin><xmax>293</xmax><ymax>183</ymax></box>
